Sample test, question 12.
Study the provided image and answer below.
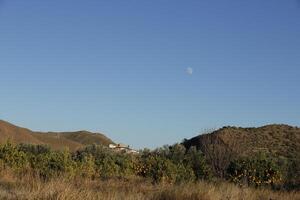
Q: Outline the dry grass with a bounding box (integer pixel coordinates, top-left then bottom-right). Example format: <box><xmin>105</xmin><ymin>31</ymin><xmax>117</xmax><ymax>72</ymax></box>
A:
<box><xmin>0</xmin><ymin>171</ymin><xmax>299</xmax><ymax>200</ymax></box>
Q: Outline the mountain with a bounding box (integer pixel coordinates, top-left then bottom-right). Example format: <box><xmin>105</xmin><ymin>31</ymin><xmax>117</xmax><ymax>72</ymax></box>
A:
<box><xmin>0</xmin><ymin>120</ymin><xmax>114</xmax><ymax>151</ymax></box>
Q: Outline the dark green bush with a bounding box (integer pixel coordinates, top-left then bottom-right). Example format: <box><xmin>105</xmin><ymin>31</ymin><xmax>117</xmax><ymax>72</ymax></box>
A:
<box><xmin>185</xmin><ymin>146</ymin><xmax>212</xmax><ymax>180</ymax></box>
<box><xmin>283</xmin><ymin>158</ymin><xmax>300</xmax><ymax>190</ymax></box>
<box><xmin>17</xmin><ymin>143</ymin><xmax>51</xmax><ymax>155</ymax></box>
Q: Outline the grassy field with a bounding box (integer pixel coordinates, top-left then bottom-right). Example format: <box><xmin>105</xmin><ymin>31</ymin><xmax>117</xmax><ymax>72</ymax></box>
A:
<box><xmin>0</xmin><ymin>170</ymin><xmax>299</xmax><ymax>200</ymax></box>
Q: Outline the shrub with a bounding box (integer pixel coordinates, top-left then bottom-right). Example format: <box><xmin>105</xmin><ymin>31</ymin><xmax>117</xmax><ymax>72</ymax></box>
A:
<box><xmin>115</xmin><ymin>154</ymin><xmax>136</xmax><ymax>177</ymax></box>
<box><xmin>0</xmin><ymin>141</ymin><xmax>28</xmax><ymax>170</ymax></box>
<box><xmin>30</xmin><ymin>149</ymin><xmax>76</xmax><ymax>179</ymax></box>
<box><xmin>137</xmin><ymin>145</ymin><xmax>211</xmax><ymax>184</ymax></box>
<box><xmin>227</xmin><ymin>154</ymin><xmax>282</xmax><ymax>188</ymax></box>
<box><xmin>97</xmin><ymin>156</ymin><xmax>120</xmax><ymax>178</ymax></box>
<box><xmin>137</xmin><ymin>151</ymin><xmax>197</xmax><ymax>184</ymax></box>
<box><xmin>185</xmin><ymin>146</ymin><xmax>212</xmax><ymax>180</ymax></box>
<box><xmin>75</xmin><ymin>154</ymin><xmax>97</xmax><ymax>179</ymax></box>
<box><xmin>74</xmin><ymin>144</ymin><xmax>136</xmax><ymax>178</ymax></box>
<box><xmin>17</xmin><ymin>143</ymin><xmax>51</xmax><ymax>155</ymax></box>
<box><xmin>174</xmin><ymin>163</ymin><xmax>196</xmax><ymax>183</ymax></box>
<box><xmin>148</xmin><ymin>156</ymin><xmax>177</xmax><ymax>184</ymax></box>
<box><xmin>283</xmin><ymin>158</ymin><xmax>300</xmax><ymax>190</ymax></box>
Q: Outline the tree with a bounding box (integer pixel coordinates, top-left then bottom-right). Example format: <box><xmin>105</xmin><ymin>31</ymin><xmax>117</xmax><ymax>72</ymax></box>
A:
<box><xmin>199</xmin><ymin>134</ymin><xmax>237</xmax><ymax>178</ymax></box>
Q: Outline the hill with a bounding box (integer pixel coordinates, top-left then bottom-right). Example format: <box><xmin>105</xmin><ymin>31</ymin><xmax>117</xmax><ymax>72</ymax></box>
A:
<box><xmin>183</xmin><ymin>124</ymin><xmax>300</xmax><ymax>180</ymax></box>
<box><xmin>0</xmin><ymin>120</ymin><xmax>114</xmax><ymax>151</ymax></box>
<box><xmin>183</xmin><ymin>124</ymin><xmax>300</xmax><ymax>160</ymax></box>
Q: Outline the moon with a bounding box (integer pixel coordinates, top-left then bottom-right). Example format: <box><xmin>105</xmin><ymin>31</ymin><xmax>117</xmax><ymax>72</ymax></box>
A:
<box><xmin>186</xmin><ymin>67</ymin><xmax>193</xmax><ymax>75</ymax></box>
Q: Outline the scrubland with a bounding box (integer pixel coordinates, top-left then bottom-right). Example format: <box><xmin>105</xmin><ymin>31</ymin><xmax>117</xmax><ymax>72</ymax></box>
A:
<box><xmin>0</xmin><ymin>141</ymin><xmax>299</xmax><ymax>199</ymax></box>
<box><xmin>0</xmin><ymin>170</ymin><xmax>299</xmax><ymax>200</ymax></box>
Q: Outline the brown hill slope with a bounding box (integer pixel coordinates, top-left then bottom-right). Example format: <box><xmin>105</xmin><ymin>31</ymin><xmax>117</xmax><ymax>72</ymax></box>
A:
<box><xmin>0</xmin><ymin>120</ymin><xmax>114</xmax><ymax>151</ymax></box>
<box><xmin>183</xmin><ymin>124</ymin><xmax>300</xmax><ymax>179</ymax></box>
<box><xmin>183</xmin><ymin>124</ymin><xmax>300</xmax><ymax>160</ymax></box>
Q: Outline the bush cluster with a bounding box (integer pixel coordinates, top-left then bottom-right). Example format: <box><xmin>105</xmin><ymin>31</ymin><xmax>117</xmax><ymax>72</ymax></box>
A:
<box><xmin>0</xmin><ymin>141</ymin><xmax>292</xmax><ymax>190</ymax></box>
<box><xmin>227</xmin><ymin>154</ymin><xmax>282</xmax><ymax>188</ymax></box>
<box><xmin>0</xmin><ymin>142</ymin><xmax>211</xmax><ymax>184</ymax></box>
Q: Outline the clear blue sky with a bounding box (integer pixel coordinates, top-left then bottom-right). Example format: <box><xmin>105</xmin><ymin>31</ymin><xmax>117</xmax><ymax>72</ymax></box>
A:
<box><xmin>0</xmin><ymin>0</ymin><xmax>299</xmax><ymax>149</ymax></box>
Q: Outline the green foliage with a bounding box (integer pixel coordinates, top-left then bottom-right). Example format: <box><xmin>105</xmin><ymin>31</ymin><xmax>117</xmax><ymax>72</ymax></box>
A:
<box><xmin>1</xmin><ymin>120</ymin><xmax>299</xmax><ymax>192</ymax></box>
<box><xmin>185</xmin><ymin>146</ymin><xmax>212</xmax><ymax>180</ymax></box>
<box><xmin>29</xmin><ymin>149</ymin><xmax>76</xmax><ymax>179</ymax></box>
<box><xmin>115</xmin><ymin>154</ymin><xmax>136</xmax><ymax>177</ymax></box>
<box><xmin>17</xmin><ymin>143</ymin><xmax>51</xmax><ymax>155</ymax></box>
<box><xmin>136</xmin><ymin>144</ymin><xmax>210</xmax><ymax>184</ymax></box>
<box><xmin>0</xmin><ymin>142</ymin><xmax>292</xmax><ymax>191</ymax></box>
<box><xmin>1</xmin><ymin>141</ymin><xmax>293</xmax><ymax>190</ymax></box>
<box><xmin>174</xmin><ymin>163</ymin><xmax>196</xmax><ymax>183</ymax></box>
<box><xmin>283</xmin><ymin>158</ymin><xmax>300</xmax><ymax>190</ymax></box>
<box><xmin>98</xmin><ymin>156</ymin><xmax>120</xmax><ymax>178</ymax></box>
<box><xmin>74</xmin><ymin>144</ymin><xmax>136</xmax><ymax>178</ymax></box>
<box><xmin>138</xmin><ymin>153</ymin><xmax>177</xmax><ymax>183</ymax></box>
<box><xmin>0</xmin><ymin>141</ymin><xmax>28</xmax><ymax>170</ymax></box>
<box><xmin>227</xmin><ymin>154</ymin><xmax>282</xmax><ymax>187</ymax></box>
<box><xmin>75</xmin><ymin>154</ymin><xmax>96</xmax><ymax>179</ymax></box>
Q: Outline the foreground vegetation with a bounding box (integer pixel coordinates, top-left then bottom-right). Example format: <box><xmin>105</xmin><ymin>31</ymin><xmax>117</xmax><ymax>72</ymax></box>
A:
<box><xmin>0</xmin><ymin>141</ymin><xmax>299</xmax><ymax>199</ymax></box>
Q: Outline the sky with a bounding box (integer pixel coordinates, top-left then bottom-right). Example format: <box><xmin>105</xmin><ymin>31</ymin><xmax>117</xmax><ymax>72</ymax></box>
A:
<box><xmin>0</xmin><ymin>0</ymin><xmax>300</xmax><ymax>149</ymax></box>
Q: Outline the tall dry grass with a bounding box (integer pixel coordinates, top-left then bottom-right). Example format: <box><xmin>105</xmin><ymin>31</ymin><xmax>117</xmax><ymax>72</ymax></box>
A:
<box><xmin>0</xmin><ymin>170</ymin><xmax>299</xmax><ymax>200</ymax></box>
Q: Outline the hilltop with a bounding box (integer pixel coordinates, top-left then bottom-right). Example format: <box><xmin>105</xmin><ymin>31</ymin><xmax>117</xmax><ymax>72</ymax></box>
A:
<box><xmin>0</xmin><ymin>120</ymin><xmax>114</xmax><ymax>151</ymax></box>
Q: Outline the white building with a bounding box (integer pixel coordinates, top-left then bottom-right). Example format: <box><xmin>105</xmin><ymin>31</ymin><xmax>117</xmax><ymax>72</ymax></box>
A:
<box><xmin>109</xmin><ymin>143</ymin><xmax>139</xmax><ymax>154</ymax></box>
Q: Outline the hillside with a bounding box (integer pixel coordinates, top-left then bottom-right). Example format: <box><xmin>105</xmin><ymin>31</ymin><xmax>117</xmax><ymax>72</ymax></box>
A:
<box><xmin>183</xmin><ymin>124</ymin><xmax>300</xmax><ymax>161</ymax></box>
<box><xmin>183</xmin><ymin>124</ymin><xmax>300</xmax><ymax>184</ymax></box>
<box><xmin>0</xmin><ymin>120</ymin><xmax>114</xmax><ymax>151</ymax></box>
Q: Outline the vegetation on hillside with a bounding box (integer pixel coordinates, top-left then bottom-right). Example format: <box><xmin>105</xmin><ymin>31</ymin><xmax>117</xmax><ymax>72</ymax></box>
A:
<box><xmin>183</xmin><ymin>124</ymin><xmax>300</xmax><ymax>190</ymax></box>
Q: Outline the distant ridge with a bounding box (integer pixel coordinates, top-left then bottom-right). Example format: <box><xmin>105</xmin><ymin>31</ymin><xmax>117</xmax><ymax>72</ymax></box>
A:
<box><xmin>0</xmin><ymin>120</ymin><xmax>114</xmax><ymax>151</ymax></box>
